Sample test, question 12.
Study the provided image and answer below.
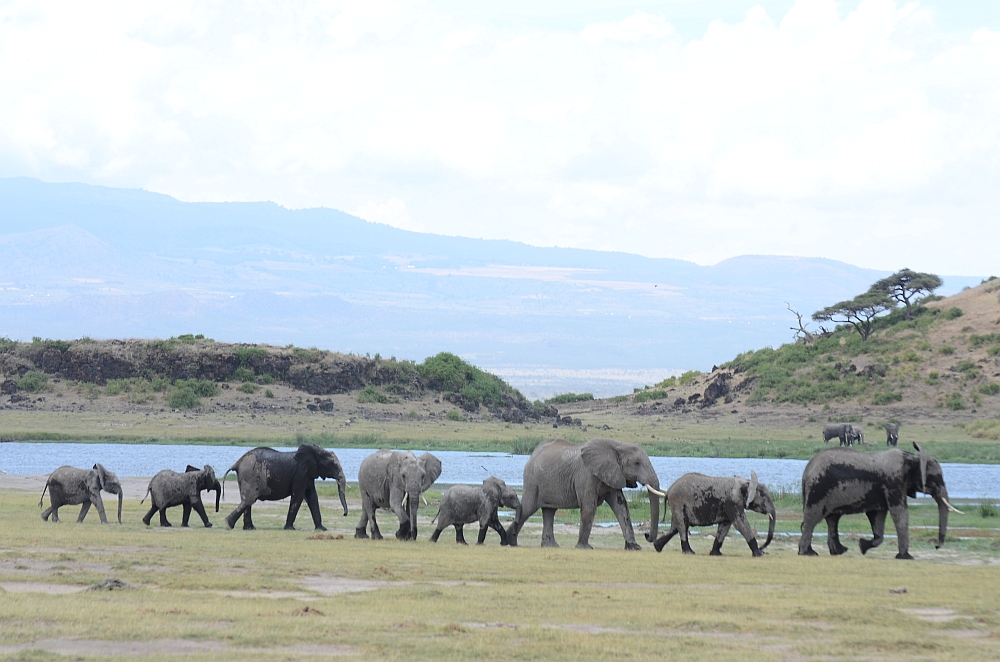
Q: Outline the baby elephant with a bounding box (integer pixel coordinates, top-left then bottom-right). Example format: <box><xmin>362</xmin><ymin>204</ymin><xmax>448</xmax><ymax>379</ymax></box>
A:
<box><xmin>39</xmin><ymin>464</ymin><xmax>123</xmax><ymax>524</ymax></box>
<box><xmin>142</xmin><ymin>465</ymin><xmax>221</xmax><ymax>527</ymax></box>
<box><xmin>430</xmin><ymin>477</ymin><xmax>521</xmax><ymax>545</ymax></box>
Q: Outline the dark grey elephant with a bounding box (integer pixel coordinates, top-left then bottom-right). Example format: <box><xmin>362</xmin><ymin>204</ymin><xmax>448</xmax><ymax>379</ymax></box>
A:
<box><xmin>799</xmin><ymin>443</ymin><xmax>963</xmax><ymax>559</ymax></box>
<box><xmin>429</xmin><ymin>477</ymin><xmax>521</xmax><ymax>545</ymax></box>
<box><xmin>355</xmin><ymin>450</ymin><xmax>442</xmax><ymax>541</ymax></box>
<box><xmin>39</xmin><ymin>464</ymin><xmax>123</xmax><ymax>524</ymax></box>
<box><xmin>505</xmin><ymin>438</ymin><xmax>665</xmax><ymax>550</ymax></box>
<box><xmin>884</xmin><ymin>422</ymin><xmax>900</xmax><ymax>447</ymax></box>
<box><xmin>653</xmin><ymin>471</ymin><xmax>775</xmax><ymax>557</ymax></box>
<box><xmin>224</xmin><ymin>444</ymin><xmax>348</xmax><ymax>531</ymax></box>
<box><xmin>822</xmin><ymin>423</ymin><xmax>854</xmax><ymax>445</ymax></box>
<box><xmin>142</xmin><ymin>465</ymin><xmax>221</xmax><ymax>527</ymax></box>
<box><xmin>849</xmin><ymin>425</ymin><xmax>865</xmax><ymax>445</ymax></box>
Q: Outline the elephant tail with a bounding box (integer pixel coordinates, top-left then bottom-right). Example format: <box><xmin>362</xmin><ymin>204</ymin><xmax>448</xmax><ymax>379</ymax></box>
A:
<box><xmin>430</xmin><ymin>508</ymin><xmax>440</xmax><ymax>524</ymax></box>
<box><xmin>38</xmin><ymin>480</ymin><xmax>50</xmax><ymax>508</ymax></box>
<box><xmin>221</xmin><ymin>463</ymin><xmax>238</xmax><ymax>501</ymax></box>
<box><xmin>140</xmin><ymin>482</ymin><xmax>152</xmax><ymax>505</ymax></box>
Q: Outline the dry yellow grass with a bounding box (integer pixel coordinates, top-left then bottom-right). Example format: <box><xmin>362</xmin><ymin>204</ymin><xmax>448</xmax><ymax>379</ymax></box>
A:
<box><xmin>2</xmin><ymin>490</ymin><xmax>1000</xmax><ymax>661</ymax></box>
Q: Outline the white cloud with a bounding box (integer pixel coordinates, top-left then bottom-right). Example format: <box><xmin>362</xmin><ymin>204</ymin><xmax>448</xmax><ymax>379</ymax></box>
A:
<box><xmin>0</xmin><ymin>0</ymin><xmax>998</xmax><ymax>274</ymax></box>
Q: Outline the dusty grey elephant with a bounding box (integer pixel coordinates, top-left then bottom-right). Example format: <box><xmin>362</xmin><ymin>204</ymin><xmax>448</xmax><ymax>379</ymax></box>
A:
<box><xmin>884</xmin><ymin>422</ymin><xmax>900</xmax><ymax>447</ymax></box>
<box><xmin>429</xmin><ymin>477</ymin><xmax>521</xmax><ymax>545</ymax></box>
<box><xmin>505</xmin><ymin>438</ymin><xmax>665</xmax><ymax>550</ymax></box>
<box><xmin>822</xmin><ymin>423</ymin><xmax>854</xmax><ymax>445</ymax></box>
<box><xmin>39</xmin><ymin>464</ymin><xmax>123</xmax><ymax>524</ymax></box>
<box><xmin>799</xmin><ymin>443</ymin><xmax>963</xmax><ymax>559</ymax></box>
<box><xmin>849</xmin><ymin>425</ymin><xmax>865</xmax><ymax>445</ymax></box>
<box><xmin>224</xmin><ymin>444</ymin><xmax>348</xmax><ymax>531</ymax></box>
<box><xmin>653</xmin><ymin>471</ymin><xmax>775</xmax><ymax>557</ymax></box>
<box><xmin>142</xmin><ymin>465</ymin><xmax>221</xmax><ymax>527</ymax></box>
<box><xmin>355</xmin><ymin>450</ymin><xmax>442</xmax><ymax>541</ymax></box>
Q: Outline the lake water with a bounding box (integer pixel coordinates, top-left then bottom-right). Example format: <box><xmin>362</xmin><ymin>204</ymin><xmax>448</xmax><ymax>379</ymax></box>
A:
<box><xmin>1</xmin><ymin>443</ymin><xmax>998</xmax><ymax>498</ymax></box>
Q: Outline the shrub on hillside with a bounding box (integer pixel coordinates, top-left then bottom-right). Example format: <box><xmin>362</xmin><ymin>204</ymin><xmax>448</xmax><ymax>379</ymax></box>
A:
<box><xmin>418</xmin><ymin>352</ymin><xmax>520</xmax><ymax>410</ymax></box>
<box><xmin>945</xmin><ymin>392</ymin><xmax>965</xmax><ymax>410</ymax></box>
<box><xmin>174</xmin><ymin>379</ymin><xmax>219</xmax><ymax>397</ymax></box>
<box><xmin>17</xmin><ymin>371</ymin><xmax>49</xmax><ymax>393</ymax></box>
<box><xmin>445</xmin><ymin>409</ymin><xmax>467</xmax><ymax>422</ymax></box>
<box><xmin>238</xmin><ymin>383</ymin><xmax>259</xmax><ymax>394</ymax></box>
<box><xmin>634</xmin><ymin>389</ymin><xmax>669</xmax><ymax>403</ymax></box>
<box><xmin>942</xmin><ymin>307</ymin><xmax>964</xmax><ymax>320</ymax></box>
<box><xmin>979</xmin><ymin>383</ymin><xmax>1000</xmax><ymax>396</ymax></box>
<box><xmin>965</xmin><ymin>420</ymin><xmax>1000</xmax><ymax>440</ymax></box>
<box><xmin>872</xmin><ymin>391</ymin><xmax>903</xmax><ymax>405</ymax></box>
<box><xmin>545</xmin><ymin>392</ymin><xmax>594</xmax><ymax>405</ymax></box>
<box><xmin>358</xmin><ymin>385</ymin><xmax>394</xmax><ymax>404</ymax></box>
<box><xmin>169</xmin><ymin>388</ymin><xmax>200</xmax><ymax>409</ymax></box>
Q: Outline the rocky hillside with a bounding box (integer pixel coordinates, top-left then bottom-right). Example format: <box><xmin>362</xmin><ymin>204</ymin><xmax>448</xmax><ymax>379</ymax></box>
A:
<box><xmin>0</xmin><ymin>337</ymin><xmax>538</xmax><ymax>422</ymax></box>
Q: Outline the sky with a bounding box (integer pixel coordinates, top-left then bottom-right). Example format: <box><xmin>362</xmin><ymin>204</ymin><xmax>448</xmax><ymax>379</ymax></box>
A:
<box><xmin>1</xmin><ymin>0</ymin><xmax>998</xmax><ymax>275</ymax></box>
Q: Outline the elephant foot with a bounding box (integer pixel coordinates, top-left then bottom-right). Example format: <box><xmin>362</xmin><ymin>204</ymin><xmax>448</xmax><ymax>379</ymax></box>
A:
<box><xmin>798</xmin><ymin>547</ymin><xmax>818</xmax><ymax>556</ymax></box>
<box><xmin>162</xmin><ymin>522</ymin><xmax>172</xmax><ymax>528</ymax></box>
<box><xmin>752</xmin><ymin>549</ymin><xmax>764</xmax><ymax>558</ymax></box>
<box><xmin>181</xmin><ymin>523</ymin><xmax>189</xmax><ymax>528</ymax></box>
<box><xmin>830</xmin><ymin>545</ymin><xmax>848</xmax><ymax>556</ymax></box>
<box><xmin>575</xmin><ymin>542</ymin><xmax>593</xmax><ymax>550</ymax></box>
<box><xmin>284</xmin><ymin>525</ymin><xmax>296</xmax><ymax>531</ymax></box>
<box><xmin>653</xmin><ymin>537</ymin><xmax>668</xmax><ymax>553</ymax></box>
<box><xmin>895</xmin><ymin>552</ymin><xmax>914</xmax><ymax>560</ymax></box>
<box><xmin>459</xmin><ymin>540</ymin><xmax>468</xmax><ymax>546</ymax></box>
<box><xmin>354</xmin><ymin>528</ymin><xmax>369</xmax><ymax>539</ymax></box>
<box><xmin>644</xmin><ymin>532</ymin><xmax>655</xmax><ymax>543</ymax></box>
<box><xmin>709</xmin><ymin>549</ymin><xmax>723</xmax><ymax>557</ymax></box>
<box><xmin>224</xmin><ymin>516</ymin><xmax>237</xmax><ymax>529</ymax></box>
<box><xmin>507</xmin><ymin>537</ymin><xmax>518</xmax><ymax>547</ymax></box>
<box><xmin>541</xmin><ymin>539</ymin><xmax>559</xmax><ymax>548</ymax></box>
<box><xmin>314</xmin><ymin>525</ymin><xmax>327</xmax><ymax>532</ymax></box>
<box><xmin>682</xmin><ymin>548</ymin><xmax>696</xmax><ymax>555</ymax></box>
<box><xmin>859</xmin><ymin>539</ymin><xmax>873</xmax><ymax>554</ymax></box>
<box><xmin>372</xmin><ymin>531</ymin><xmax>383</xmax><ymax>540</ymax></box>
<box><xmin>243</xmin><ymin>524</ymin><xmax>256</xmax><ymax>531</ymax></box>
<box><xmin>624</xmin><ymin>542</ymin><xmax>641</xmax><ymax>551</ymax></box>
<box><xmin>204</xmin><ymin>522</ymin><xmax>213</xmax><ymax>528</ymax></box>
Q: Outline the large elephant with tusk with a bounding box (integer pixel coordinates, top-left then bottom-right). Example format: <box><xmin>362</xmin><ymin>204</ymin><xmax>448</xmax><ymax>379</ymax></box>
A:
<box><xmin>505</xmin><ymin>438</ymin><xmax>665</xmax><ymax>550</ymax></box>
<box><xmin>355</xmin><ymin>450</ymin><xmax>442</xmax><ymax>541</ymax></box>
<box><xmin>653</xmin><ymin>471</ymin><xmax>775</xmax><ymax>557</ymax></box>
<box><xmin>799</xmin><ymin>443</ymin><xmax>963</xmax><ymax>559</ymax></box>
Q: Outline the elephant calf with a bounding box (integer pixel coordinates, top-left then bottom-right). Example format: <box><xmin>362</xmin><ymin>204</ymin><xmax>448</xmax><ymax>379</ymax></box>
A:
<box><xmin>39</xmin><ymin>464</ymin><xmax>123</xmax><ymax>524</ymax></box>
<box><xmin>653</xmin><ymin>471</ymin><xmax>775</xmax><ymax>557</ymax></box>
<box><xmin>142</xmin><ymin>465</ymin><xmax>222</xmax><ymax>528</ymax></box>
<box><xmin>430</xmin><ymin>477</ymin><xmax>521</xmax><ymax>545</ymax></box>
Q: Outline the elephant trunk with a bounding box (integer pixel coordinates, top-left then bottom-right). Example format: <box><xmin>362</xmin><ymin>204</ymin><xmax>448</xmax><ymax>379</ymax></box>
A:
<box><xmin>213</xmin><ymin>480</ymin><xmax>222</xmax><ymax>513</ymax></box>
<box><xmin>408</xmin><ymin>492</ymin><xmax>420</xmax><ymax>540</ymax></box>
<box><xmin>761</xmin><ymin>503</ymin><xmax>776</xmax><ymax>550</ymax></box>
<box><xmin>644</xmin><ymin>479</ymin><xmax>661</xmax><ymax>543</ymax></box>
<box><xmin>935</xmin><ymin>496</ymin><xmax>950</xmax><ymax>549</ymax></box>
<box><xmin>116</xmin><ymin>486</ymin><xmax>123</xmax><ymax>524</ymax></box>
<box><xmin>338</xmin><ymin>476</ymin><xmax>349</xmax><ymax>517</ymax></box>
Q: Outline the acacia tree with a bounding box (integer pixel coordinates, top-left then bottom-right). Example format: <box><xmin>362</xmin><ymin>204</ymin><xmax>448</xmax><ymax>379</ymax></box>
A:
<box><xmin>869</xmin><ymin>269</ymin><xmax>943</xmax><ymax>320</ymax></box>
<box><xmin>812</xmin><ymin>291</ymin><xmax>896</xmax><ymax>341</ymax></box>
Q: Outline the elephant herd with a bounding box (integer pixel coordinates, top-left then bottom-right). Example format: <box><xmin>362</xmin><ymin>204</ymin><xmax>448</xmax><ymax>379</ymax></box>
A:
<box><xmin>823</xmin><ymin>421</ymin><xmax>901</xmax><ymax>447</ymax></box>
<box><xmin>37</xmin><ymin>437</ymin><xmax>962</xmax><ymax>560</ymax></box>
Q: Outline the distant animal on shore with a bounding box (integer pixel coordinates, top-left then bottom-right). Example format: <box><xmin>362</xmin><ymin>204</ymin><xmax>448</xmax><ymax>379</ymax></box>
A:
<box><xmin>142</xmin><ymin>465</ymin><xmax>221</xmax><ymax>528</ymax></box>
<box><xmin>39</xmin><ymin>464</ymin><xmax>123</xmax><ymax>524</ymax></box>
<box><xmin>884</xmin><ymin>422</ymin><xmax>900</xmax><ymax>447</ymax></box>
<box><xmin>822</xmin><ymin>423</ymin><xmax>854</xmax><ymax>445</ymax></box>
<box><xmin>849</xmin><ymin>425</ymin><xmax>864</xmax><ymax>445</ymax></box>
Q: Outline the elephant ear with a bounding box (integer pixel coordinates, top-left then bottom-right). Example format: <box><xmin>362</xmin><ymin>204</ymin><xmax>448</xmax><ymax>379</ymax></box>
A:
<box><xmin>419</xmin><ymin>453</ymin><xmax>442</xmax><ymax>492</ymax></box>
<box><xmin>185</xmin><ymin>465</ymin><xmax>199</xmax><ymax>473</ymax></box>
<box><xmin>731</xmin><ymin>477</ymin><xmax>743</xmax><ymax>507</ymax></box>
<box><xmin>914</xmin><ymin>442</ymin><xmax>927</xmax><ymax>492</ymax></box>
<box><xmin>747</xmin><ymin>471</ymin><xmax>758</xmax><ymax>508</ymax></box>
<box><xmin>580</xmin><ymin>439</ymin><xmax>627</xmax><ymax>490</ymax></box>
<box><xmin>93</xmin><ymin>464</ymin><xmax>109</xmax><ymax>491</ymax></box>
<box><xmin>481</xmin><ymin>479</ymin><xmax>501</xmax><ymax>509</ymax></box>
<box><xmin>294</xmin><ymin>444</ymin><xmax>320</xmax><ymax>478</ymax></box>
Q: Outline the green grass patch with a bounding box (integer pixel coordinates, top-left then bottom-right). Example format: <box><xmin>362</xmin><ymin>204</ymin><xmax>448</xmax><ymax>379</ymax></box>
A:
<box><xmin>544</xmin><ymin>392</ymin><xmax>594</xmax><ymax>405</ymax></box>
<box><xmin>357</xmin><ymin>385</ymin><xmax>396</xmax><ymax>404</ymax></box>
<box><xmin>633</xmin><ymin>389</ymin><xmax>669</xmax><ymax>403</ymax></box>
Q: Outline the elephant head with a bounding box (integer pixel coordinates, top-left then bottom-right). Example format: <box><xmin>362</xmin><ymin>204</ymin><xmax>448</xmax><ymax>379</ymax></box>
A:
<box><xmin>187</xmin><ymin>465</ymin><xmax>222</xmax><ymax>512</ymax></box>
<box><xmin>393</xmin><ymin>451</ymin><xmax>442</xmax><ymax>539</ymax></box>
<box><xmin>580</xmin><ymin>438</ymin><xmax>664</xmax><ymax>543</ymax></box>
<box><xmin>909</xmin><ymin>443</ymin><xmax>963</xmax><ymax>548</ymax></box>
<box><xmin>295</xmin><ymin>444</ymin><xmax>348</xmax><ymax>516</ymax></box>
<box><xmin>739</xmin><ymin>471</ymin><xmax>775</xmax><ymax>550</ymax></box>
<box><xmin>92</xmin><ymin>463</ymin><xmax>123</xmax><ymax>524</ymax></box>
<box><xmin>483</xmin><ymin>476</ymin><xmax>522</xmax><ymax>523</ymax></box>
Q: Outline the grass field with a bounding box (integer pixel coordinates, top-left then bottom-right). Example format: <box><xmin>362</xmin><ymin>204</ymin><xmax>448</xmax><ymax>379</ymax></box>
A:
<box><xmin>2</xmin><ymin>488</ymin><xmax>1000</xmax><ymax>661</ymax></box>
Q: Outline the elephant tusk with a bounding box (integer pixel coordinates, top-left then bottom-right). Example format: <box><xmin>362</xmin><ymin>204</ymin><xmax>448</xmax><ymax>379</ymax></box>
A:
<box><xmin>942</xmin><ymin>498</ymin><xmax>964</xmax><ymax>515</ymax></box>
<box><xmin>421</xmin><ymin>494</ymin><xmax>428</xmax><ymax>506</ymax></box>
<box><xmin>768</xmin><ymin>512</ymin><xmax>774</xmax><ymax>521</ymax></box>
<box><xmin>646</xmin><ymin>485</ymin><xmax>666</xmax><ymax>498</ymax></box>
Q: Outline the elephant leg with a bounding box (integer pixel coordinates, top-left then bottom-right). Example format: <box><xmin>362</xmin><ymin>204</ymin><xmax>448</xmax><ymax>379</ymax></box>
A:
<box><xmin>242</xmin><ymin>505</ymin><xmax>256</xmax><ymax>530</ymax></box>
<box><xmin>826</xmin><ymin>514</ymin><xmax>848</xmax><ymax>555</ymax></box>
<box><xmin>477</xmin><ymin>524</ymin><xmax>490</xmax><ymax>545</ymax></box>
<box><xmin>41</xmin><ymin>504</ymin><xmax>55</xmax><ymax>522</ymax></box>
<box><xmin>159</xmin><ymin>507</ymin><xmax>172</xmax><ymax>527</ymax></box>
<box><xmin>605</xmin><ymin>491</ymin><xmax>640</xmax><ymax>551</ymax></box>
<box><xmin>798</xmin><ymin>510</ymin><xmax>821</xmax><ymax>556</ymax></box>
<box><xmin>541</xmin><ymin>508</ymin><xmax>559</xmax><ymax>548</ymax></box>
<box><xmin>91</xmin><ymin>496</ymin><xmax>109</xmax><ymax>524</ymax></box>
<box><xmin>679</xmin><ymin>507</ymin><xmax>695</xmax><ymax>554</ymax></box>
<box><xmin>285</xmin><ymin>493</ymin><xmax>304</xmax><ymax>530</ymax></box>
<box><xmin>486</xmin><ymin>512</ymin><xmax>507</xmax><ymax>545</ymax></box>
<box><xmin>355</xmin><ymin>494</ymin><xmax>371</xmax><ymax>539</ymax></box>
<box><xmin>191</xmin><ymin>500</ymin><xmax>212</xmax><ymax>528</ymax></box>
<box><xmin>225</xmin><ymin>499</ymin><xmax>248</xmax><ymax>529</ymax></box>
<box><xmin>731</xmin><ymin>512</ymin><xmax>763</xmax><ymax>557</ymax></box>
<box><xmin>889</xmin><ymin>505</ymin><xmax>912</xmax><ymax>559</ymax></box>
<box><xmin>142</xmin><ymin>506</ymin><xmax>156</xmax><ymax>526</ymax></box>
<box><xmin>507</xmin><ymin>486</ymin><xmax>538</xmax><ymax>547</ymax></box>
<box><xmin>576</xmin><ymin>499</ymin><xmax>597</xmax><ymax>550</ymax></box>
<box><xmin>77</xmin><ymin>501</ymin><xmax>92</xmax><ymax>523</ymax></box>
<box><xmin>430</xmin><ymin>527</ymin><xmax>442</xmax><ymax>543</ymax></box>
<box><xmin>455</xmin><ymin>524</ymin><xmax>468</xmax><ymax>545</ymax></box>
<box><xmin>304</xmin><ymin>484</ymin><xmax>325</xmax><ymax>531</ymax></box>
<box><xmin>860</xmin><ymin>510</ymin><xmax>887</xmax><ymax>554</ymax></box>
<box><xmin>652</xmin><ymin>525</ymin><xmax>678</xmax><ymax>552</ymax></box>
<box><xmin>710</xmin><ymin>522</ymin><xmax>731</xmax><ymax>556</ymax></box>
<box><xmin>181</xmin><ymin>503</ymin><xmax>192</xmax><ymax>527</ymax></box>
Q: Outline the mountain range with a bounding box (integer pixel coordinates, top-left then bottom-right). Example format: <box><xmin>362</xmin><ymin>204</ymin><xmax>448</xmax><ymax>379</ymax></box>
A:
<box><xmin>0</xmin><ymin>177</ymin><xmax>983</xmax><ymax>398</ymax></box>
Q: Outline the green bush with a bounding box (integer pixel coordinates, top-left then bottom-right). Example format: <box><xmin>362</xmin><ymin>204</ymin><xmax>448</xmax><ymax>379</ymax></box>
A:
<box><xmin>634</xmin><ymin>389</ymin><xmax>669</xmax><ymax>403</ymax></box>
<box><xmin>151</xmin><ymin>378</ymin><xmax>170</xmax><ymax>392</ymax></box>
<box><xmin>612</xmin><ymin>395</ymin><xmax>628</xmax><ymax>403</ymax></box>
<box><xmin>264</xmin><ymin>389</ymin><xmax>275</xmax><ymax>398</ymax></box>
<box><xmin>953</xmin><ymin>360</ymin><xmax>977</xmax><ymax>373</ymax></box>
<box><xmin>942</xmin><ymin>307</ymin><xmax>964</xmax><ymax>320</ymax></box>
<box><xmin>17</xmin><ymin>371</ymin><xmax>49</xmax><ymax>393</ymax></box>
<box><xmin>926</xmin><ymin>371</ymin><xmax>940</xmax><ymax>386</ymax></box>
<box><xmin>174</xmin><ymin>379</ymin><xmax>220</xmax><ymax>397</ymax></box>
<box><xmin>965</xmin><ymin>420</ymin><xmax>1000</xmax><ymax>440</ymax></box>
<box><xmin>979</xmin><ymin>383</ymin><xmax>1000</xmax><ymax>396</ymax></box>
<box><xmin>169</xmin><ymin>389</ymin><xmax>201</xmax><ymax>409</ymax></box>
<box><xmin>980</xmin><ymin>500</ymin><xmax>998</xmax><ymax>518</ymax></box>
<box><xmin>969</xmin><ymin>333</ymin><xmax>1000</xmax><ymax>348</ymax></box>
<box><xmin>418</xmin><ymin>352</ymin><xmax>519</xmax><ymax>410</ymax></box>
<box><xmin>872</xmin><ymin>391</ymin><xmax>903</xmax><ymax>405</ymax></box>
<box><xmin>945</xmin><ymin>392</ymin><xmax>965</xmax><ymax>410</ymax></box>
<box><xmin>358</xmin><ymin>385</ymin><xmax>392</xmax><ymax>404</ymax></box>
<box><xmin>939</xmin><ymin>345</ymin><xmax>956</xmax><ymax>355</ymax></box>
<box><xmin>238</xmin><ymin>383</ymin><xmax>260</xmax><ymax>394</ymax></box>
<box><xmin>655</xmin><ymin>376</ymin><xmax>677</xmax><ymax>388</ymax></box>
<box><xmin>258</xmin><ymin>373</ymin><xmax>275</xmax><ymax>385</ymax></box>
<box><xmin>30</xmin><ymin>337</ymin><xmax>72</xmax><ymax>352</ymax></box>
<box><xmin>678</xmin><ymin>370</ymin><xmax>701</xmax><ymax>385</ymax></box>
<box><xmin>545</xmin><ymin>392</ymin><xmax>594</xmax><ymax>405</ymax></box>
<box><xmin>446</xmin><ymin>409</ymin><xmax>468</xmax><ymax>422</ymax></box>
<box><xmin>105</xmin><ymin>379</ymin><xmax>128</xmax><ymax>396</ymax></box>
<box><xmin>231</xmin><ymin>367</ymin><xmax>256</xmax><ymax>382</ymax></box>
<box><xmin>0</xmin><ymin>336</ymin><xmax>18</xmax><ymax>351</ymax></box>
<box><xmin>407</xmin><ymin>410</ymin><xmax>423</xmax><ymax>420</ymax></box>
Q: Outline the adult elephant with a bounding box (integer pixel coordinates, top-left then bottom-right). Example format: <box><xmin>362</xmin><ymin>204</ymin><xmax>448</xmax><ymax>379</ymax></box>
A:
<box><xmin>142</xmin><ymin>465</ymin><xmax>222</xmax><ymax>528</ymax></box>
<box><xmin>799</xmin><ymin>443</ymin><xmax>963</xmax><ymax>559</ymax></box>
<box><xmin>822</xmin><ymin>423</ymin><xmax>853</xmax><ymax>446</ymax></box>
<box><xmin>849</xmin><ymin>425</ymin><xmax>865</xmax><ymax>445</ymax></box>
<box><xmin>39</xmin><ymin>464</ymin><xmax>123</xmax><ymax>524</ymax></box>
<box><xmin>355</xmin><ymin>450</ymin><xmax>442</xmax><ymax>541</ymax></box>
<box><xmin>653</xmin><ymin>471</ymin><xmax>775</xmax><ymax>557</ymax></box>
<box><xmin>505</xmin><ymin>438</ymin><xmax>665</xmax><ymax>550</ymax></box>
<box><xmin>884</xmin><ymin>423</ymin><xmax>900</xmax><ymax>447</ymax></box>
<box><xmin>224</xmin><ymin>444</ymin><xmax>348</xmax><ymax>531</ymax></box>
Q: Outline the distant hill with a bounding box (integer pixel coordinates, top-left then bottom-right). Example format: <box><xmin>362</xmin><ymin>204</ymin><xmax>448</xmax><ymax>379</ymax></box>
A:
<box><xmin>0</xmin><ymin>178</ymin><xmax>984</xmax><ymax>398</ymax></box>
